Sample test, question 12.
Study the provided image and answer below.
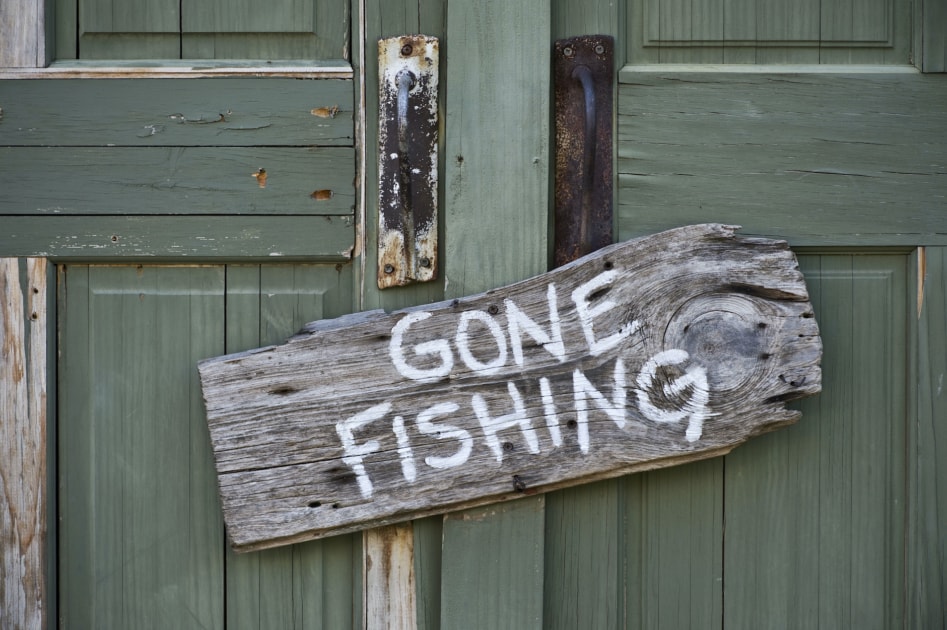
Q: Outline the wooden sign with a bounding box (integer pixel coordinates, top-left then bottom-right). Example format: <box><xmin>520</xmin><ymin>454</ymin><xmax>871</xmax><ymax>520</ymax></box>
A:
<box><xmin>199</xmin><ymin>224</ymin><xmax>822</xmax><ymax>552</ymax></box>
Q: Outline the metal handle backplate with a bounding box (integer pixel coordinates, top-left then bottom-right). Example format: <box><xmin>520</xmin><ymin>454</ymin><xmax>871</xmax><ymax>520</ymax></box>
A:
<box><xmin>378</xmin><ymin>35</ymin><xmax>439</xmax><ymax>289</ymax></box>
<box><xmin>553</xmin><ymin>35</ymin><xmax>614</xmax><ymax>268</ymax></box>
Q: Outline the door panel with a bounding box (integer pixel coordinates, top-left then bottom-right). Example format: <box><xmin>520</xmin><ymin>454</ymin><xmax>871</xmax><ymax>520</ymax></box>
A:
<box><xmin>222</xmin><ymin>263</ymin><xmax>359</xmax><ymax>630</ymax></box>
<box><xmin>62</xmin><ymin>0</ymin><xmax>349</xmax><ymax>60</ymax></box>
<box><xmin>541</xmin><ymin>254</ymin><xmax>911</xmax><ymax>628</ymax></box>
<box><xmin>58</xmin><ymin>264</ymin><xmax>359</xmax><ymax>629</ymax></box>
<box><xmin>617</xmin><ymin>72</ymin><xmax>947</xmax><ymax>247</ymax></box>
<box><xmin>723</xmin><ymin>254</ymin><xmax>907</xmax><ymax>629</ymax></box>
<box><xmin>58</xmin><ymin>265</ymin><xmax>226</xmax><ymax>629</ymax></box>
<box><xmin>628</xmin><ymin>0</ymin><xmax>911</xmax><ymax>63</ymax></box>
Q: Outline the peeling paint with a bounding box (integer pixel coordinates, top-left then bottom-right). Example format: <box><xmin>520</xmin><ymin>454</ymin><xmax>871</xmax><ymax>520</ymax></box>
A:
<box><xmin>311</xmin><ymin>105</ymin><xmax>340</xmax><ymax>118</ymax></box>
<box><xmin>311</xmin><ymin>189</ymin><xmax>333</xmax><ymax>200</ymax></box>
<box><xmin>377</xmin><ymin>35</ymin><xmax>439</xmax><ymax>289</ymax></box>
<box><xmin>252</xmin><ymin>168</ymin><xmax>267</xmax><ymax>188</ymax></box>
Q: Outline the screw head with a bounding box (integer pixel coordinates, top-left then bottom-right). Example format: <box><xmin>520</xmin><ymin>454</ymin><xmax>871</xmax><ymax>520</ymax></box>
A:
<box><xmin>384</xmin><ymin>264</ymin><xmax>395</xmax><ymax>274</ymax></box>
<box><xmin>419</xmin><ymin>257</ymin><xmax>431</xmax><ymax>268</ymax></box>
<box><xmin>594</xmin><ymin>44</ymin><xmax>605</xmax><ymax>55</ymax></box>
<box><xmin>563</xmin><ymin>46</ymin><xmax>574</xmax><ymax>57</ymax></box>
<box><xmin>401</xmin><ymin>43</ymin><xmax>413</xmax><ymax>56</ymax></box>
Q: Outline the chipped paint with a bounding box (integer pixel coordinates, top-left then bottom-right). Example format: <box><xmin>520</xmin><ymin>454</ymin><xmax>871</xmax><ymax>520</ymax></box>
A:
<box><xmin>311</xmin><ymin>189</ymin><xmax>333</xmax><ymax>200</ymax></box>
<box><xmin>377</xmin><ymin>35</ymin><xmax>439</xmax><ymax>289</ymax></box>
<box><xmin>311</xmin><ymin>105</ymin><xmax>340</xmax><ymax>118</ymax></box>
<box><xmin>252</xmin><ymin>168</ymin><xmax>267</xmax><ymax>188</ymax></box>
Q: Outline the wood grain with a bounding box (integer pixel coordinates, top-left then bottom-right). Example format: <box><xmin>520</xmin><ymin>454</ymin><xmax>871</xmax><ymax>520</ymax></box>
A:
<box><xmin>0</xmin><ymin>258</ymin><xmax>47</xmax><ymax>630</ymax></box>
<box><xmin>0</xmin><ymin>78</ymin><xmax>353</xmax><ymax>147</ymax></box>
<box><xmin>618</xmin><ymin>72</ymin><xmax>947</xmax><ymax>246</ymax></box>
<box><xmin>199</xmin><ymin>224</ymin><xmax>822</xmax><ymax>551</ymax></box>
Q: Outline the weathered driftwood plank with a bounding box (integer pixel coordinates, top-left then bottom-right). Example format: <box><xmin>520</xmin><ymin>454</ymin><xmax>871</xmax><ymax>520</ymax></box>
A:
<box><xmin>1</xmin><ymin>258</ymin><xmax>47</xmax><ymax>630</ymax></box>
<box><xmin>199</xmin><ymin>224</ymin><xmax>822</xmax><ymax>552</ymax></box>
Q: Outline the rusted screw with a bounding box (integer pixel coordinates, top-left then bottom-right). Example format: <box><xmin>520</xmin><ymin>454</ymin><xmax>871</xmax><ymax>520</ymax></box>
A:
<box><xmin>419</xmin><ymin>257</ymin><xmax>431</xmax><ymax>268</ymax></box>
<box><xmin>563</xmin><ymin>46</ymin><xmax>574</xmax><ymax>57</ymax></box>
<box><xmin>384</xmin><ymin>264</ymin><xmax>395</xmax><ymax>274</ymax></box>
<box><xmin>401</xmin><ymin>43</ymin><xmax>413</xmax><ymax>56</ymax></box>
<box><xmin>513</xmin><ymin>475</ymin><xmax>527</xmax><ymax>493</ymax></box>
<box><xmin>487</xmin><ymin>304</ymin><xmax>500</xmax><ymax>315</ymax></box>
<box><xmin>594</xmin><ymin>44</ymin><xmax>605</xmax><ymax>55</ymax></box>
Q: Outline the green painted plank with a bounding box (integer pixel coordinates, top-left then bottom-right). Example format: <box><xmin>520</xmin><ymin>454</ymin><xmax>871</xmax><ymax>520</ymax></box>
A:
<box><xmin>58</xmin><ymin>265</ymin><xmax>226</xmax><ymax>629</ymax></box>
<box><xmin>0</xmin><ymin>216</ymin><xmax>354</xmax><ymax>260</ymax></box>
<box><xmin>442</xmin><ymin>0</ymin><xmax>550</xmax><ymax>293</ymax></box>
<box><xmin>724</xmin><ymin>254</ymin><xmax>908</xmax><ymax>629</ymax></box>
<box><xmin>617</xmin><ymin>73</ymin><xmax>947</xmax><ymax>246</ymax></box>
<box><xmin>440</xmin><ymin>498</ymin><xmax>546</xmax><ymax>630</ymax></box>
<box><xmin>438</xmin><ymin>1</ymin><xmax>550</xmax><ymax>628</ymax></box>
<box><xmin>909</xmin><ymin>247</ymin><xmax>947</xmax><ymax>627</ymax></box>
<box><xmin>0</xmin><ymin>147</ymin><xmax>354</xmax><ymax>216</ymax></box>
<box><xmin>543</xmin><ymin>480</ymin><xmax>623</xmax><ymax>630</ymax></box>
<box><xmin>0</xmin><ymin>78</ymin><xmax>353</xmax><ymax>146</ymax></box>
<box><xmin>223</xmin><ymin>263</ymin><xmax>359</xmax><ymax>630</ymax></box>
<box><xmin>921</xmin><ymin>0</ymin><xmax>947</xmax><ymax>71</ymax></box>
<box><xmin>623</xmin><ymin>459</ymin><xmax>723</xmax><ymax>630</ymax></box>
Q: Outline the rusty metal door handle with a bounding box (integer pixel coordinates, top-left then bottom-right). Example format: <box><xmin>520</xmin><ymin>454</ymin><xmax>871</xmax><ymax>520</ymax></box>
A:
<box><xmin>378</xmin><ymin>36</ymin><xmax>439</xmax><ymax>289</ymax></box>
<box><xmin>572</xmin><ymin>63</ymin><xmax>597</xmax><ymax>253</ymax></box>
<box><xmin>553</xmin><ymin>36</ymin><xmax>614</xmax><ymax>268</ymax></box>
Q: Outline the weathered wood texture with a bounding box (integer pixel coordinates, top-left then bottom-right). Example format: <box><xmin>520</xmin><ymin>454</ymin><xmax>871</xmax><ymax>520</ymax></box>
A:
<box><xmin>364</xmin><ymin>523</ymin><xmax>417</xmax><ymax>629</ymax></box>
<box><xmin>0</xmin><ymin>147</ymin><xmax>354</xmax><ymax>216</ymax></box>
<box><xmin>0</xmin><ymin>216</ymin><xmax>355</xmax><ymax>260</ymax></box>
<box><xmin>199</xmin><ymin>224</ymin><xmax>822</xmax><ymax>551</ymax></box>
<box><xmin>618</xmin><ymin>72</ymin><xmax>947</xmax><ymax>246</ymax></box>
<box><xmin>439</xmin><ymin>3</ymin><xmax>552</xmax><ymax>625</ymax></box>
<box><xmin>0</xmin><ymin>258</ymin><xmax>47</xmax><ymax>630</ymax></box>
<box><xmin>0</xmin><ymin>78</ymin><xmax>353</xmax><ymax>147</ymax></box>
<box><xmin>0</xmin><ymin>0</ymin><xmax>49</xmax><ymax>67</ymax></box>
<box><xmin>626</xmin><ymin>0</ymin><xmax>911</xmax><ymax>64</ymax></box>
<box><xmin>911</xmin><ymin>247</ymin><xmax>947</xmax><ymax>627</ymax></box>
<box><xmin>0</xmin><ymin>78</ymin><xmax>356</xmax><ymax>259</ymax></box>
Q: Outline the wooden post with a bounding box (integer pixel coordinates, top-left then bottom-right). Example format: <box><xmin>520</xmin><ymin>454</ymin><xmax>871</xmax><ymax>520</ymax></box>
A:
<box><xmin>1</xmin><ymin>258</ymin><xmax>48</xmax><ymax>630</ymax></box>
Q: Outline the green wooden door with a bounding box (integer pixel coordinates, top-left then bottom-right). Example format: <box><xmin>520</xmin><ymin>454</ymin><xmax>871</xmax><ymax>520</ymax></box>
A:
<box><xmin>2</xmin><ymin>0</ymin><xmax>945</xmax><ymax>627</ymax></box>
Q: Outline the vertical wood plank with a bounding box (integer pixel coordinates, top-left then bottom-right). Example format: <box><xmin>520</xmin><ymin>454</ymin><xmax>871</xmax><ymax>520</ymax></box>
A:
<box><xmin>0</xmin><ymin>257</ymin><xmax>47</xmax><ymax>630</ymax></box>
<box><xmin>724</xmin><ymin>254</ymin><xmax>908</xmax><ymax>629</ymax></box>
<box><xmin>224</xmin><ymin>264</ymin><xmax>360</xmax><ymax>630</ymax></box>
<box><xmin>359</xmin><ymin>0</ymin><xmax>448</xmax><ymax>627</ymax></box>
<box><xmin>365</xmin><ymin>523</ymin><xmax>417</xmax><ymax>628</ymax></box>
<box><xmin>543</xmin><ymin>480</ymin><xmax>623</xmax><ymax>630</ymax></box>
<box><xmin>623</xmin><ymin>460</ymin><xmax>723</xmax><ymax>630</ymax></box>
<box><xmin>443</xmin><ymin>0</ymin><xmax>550</xmax><ymax>292</ymax></box>
<box><xmin>439</xmin><ymin>1</ymin><xmax>550</xmax><ymax>628</ymax></box>
<box><xmin>0</xmin><ymin>0</ymin><xmax>47</xmax><ymax>66</ymax></box>
<box><xmin>910</xmin><ymin>247</ymin><xmax>947</xmax><ymax>627</ymax></box>
<box><xmin>440</xmin><ymin>499</ymin><xmax>546</xmax><ymax>629</ymax></box>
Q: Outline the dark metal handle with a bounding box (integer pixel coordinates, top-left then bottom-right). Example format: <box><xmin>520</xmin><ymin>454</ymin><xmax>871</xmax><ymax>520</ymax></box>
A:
<box><xmin>572</xmin><ymin>64</ymin><xmax>596</xmax><ymax>256</ymax></box>
<box><xmin>553</xmin><ymin>35</ymin><xmax>613</xmax><ymax>269</ymax></box>
<box><xmin>396</xmin><ymin>69</ymin><xmax>418</xmax><ymax>275</ymax></box>
<box><xmin>396</xmin><ymin>69</ymin><xmax>416</xmax><ymax>155</ymax></box>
